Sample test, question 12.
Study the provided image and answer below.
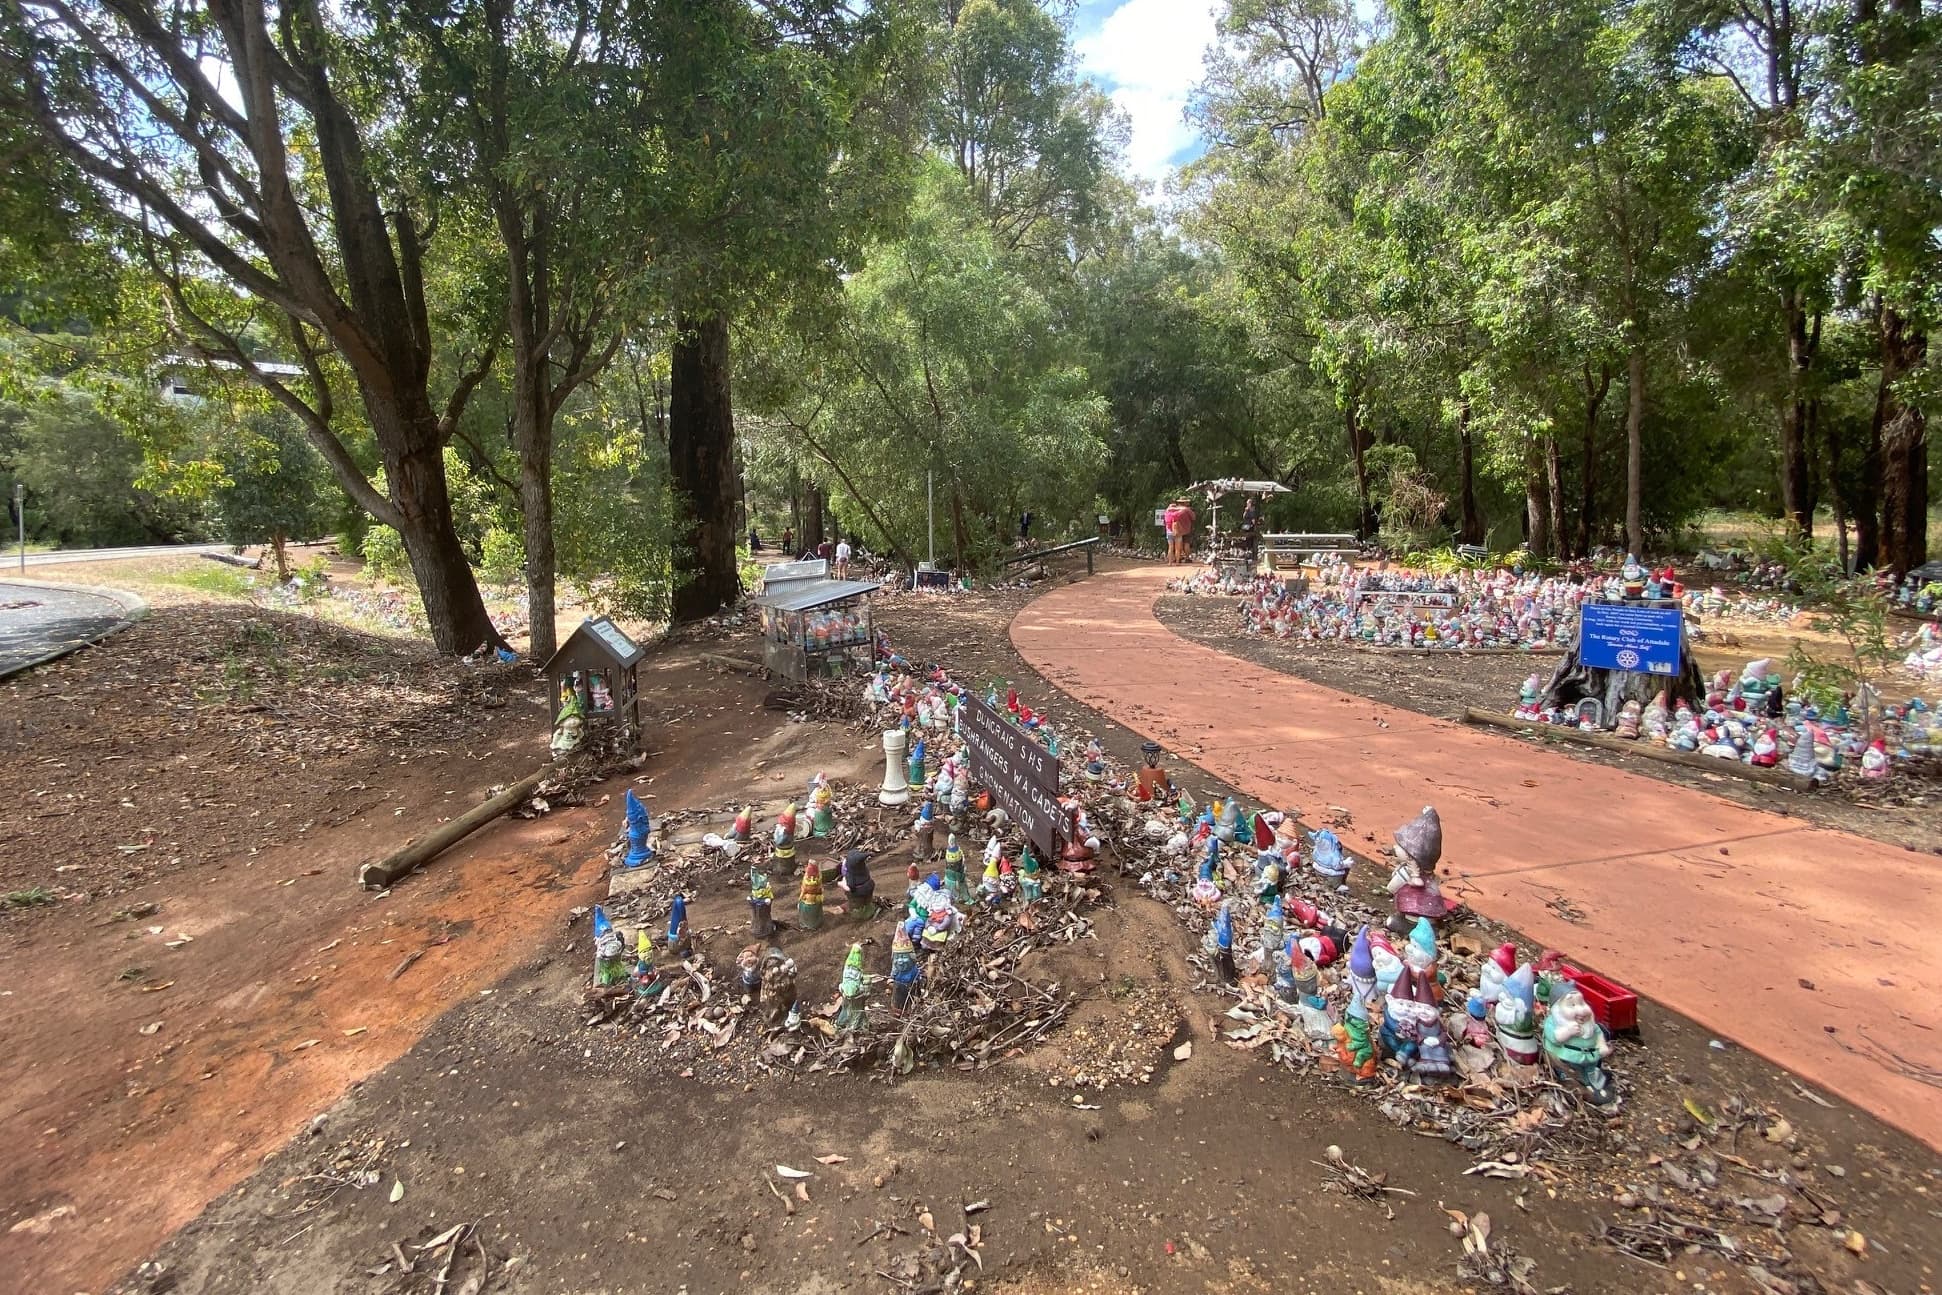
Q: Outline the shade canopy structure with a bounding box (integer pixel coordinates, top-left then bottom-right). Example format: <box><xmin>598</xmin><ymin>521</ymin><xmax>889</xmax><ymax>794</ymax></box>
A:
<box><xmin>1184</xmin><ymin>479</ymin><xmax>1293</xmax><ymax>545</ymax></box>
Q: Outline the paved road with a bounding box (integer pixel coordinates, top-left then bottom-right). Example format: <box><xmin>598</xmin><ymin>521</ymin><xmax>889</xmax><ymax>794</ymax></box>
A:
<box><xmin>7</xmin><ymin>541</ymin><xmax>230</xmax><ymax>568</ymax></box>
<box><xmin>1013</xmin><ymin>564</ymin><xmax>1942</xmax><ymax>1152</ymax></box>
<box><xmin>0</xmin><ymin>580</ymin><xmax>134</xmax><ymax>675</ymax></box>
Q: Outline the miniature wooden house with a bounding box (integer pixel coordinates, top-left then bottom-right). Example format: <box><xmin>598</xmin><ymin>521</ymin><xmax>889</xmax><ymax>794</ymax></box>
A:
<box><xmin>544</xmin><ymin>616</ymin><xmax>644</xmax><ymax>747</ymax></box>
<box><xmin>753</xmin><ymin>559</ymin><xmax>879</xmax><ymax>682</ymax></box>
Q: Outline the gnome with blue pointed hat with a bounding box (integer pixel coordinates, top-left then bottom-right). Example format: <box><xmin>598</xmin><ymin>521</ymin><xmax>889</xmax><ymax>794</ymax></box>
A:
<box><xmin>622</xmin><ymin>789</ymin><xmax>655</xmax><ymax>869</ymax></box>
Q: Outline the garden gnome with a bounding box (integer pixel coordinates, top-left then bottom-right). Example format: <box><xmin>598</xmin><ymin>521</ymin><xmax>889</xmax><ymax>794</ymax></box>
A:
<box><xmin>1750</xmin><ymin>727</ymin><xmax>1779</xmax><ymax>767</ymax></box>
<box><xmin>890</xmin><ymin>918</ymin><xmax>922</xmax><ymax>1012</ymax></box>
<box><xmin>731</xmin><ymin>805</ymin><xmax>752</xmax><ymax>844</ymax></box>
<box><xmin>1543</xmin><ymin>987</ymin><xmax>1617</xmax><ymax>1105</ymax></box>
<box><xmin>798</xmin><ymin>858</ymin><xmax>825</xmax><ymax>931</ymax></box>
<box><xmin>622</xmin><ymin>789</ymin><xmax>655</xmax><ymax>869</ymax></box>
<box><xmin>550</xmin><ymin>689</ymin><xmax>586</xmax><ymax>759</ymax></box>
<box><xmin>912</xmin><ymin>799</ymin><xmax>937</xmax><ymax>861</ymax></box>
<box><xmin>942</xmin><ymin>835</ymin><xmax>972</xmax><ymax>905</ymax></box>
<box><xmin>907</xmin><ymin>737</ymin><xmax>927</xmax><ymax>790</ymax></box>
<box><xmin>630</xmin><ymin>929</ymin><xmax>669</xmax><ymax>998</ymax></box>
<box><xmin>809</xmin><ymin>773</ymin><xmax>836</xmax><ymax>837</ymax></box>
<box><xmin>591</xmin><ymin>905</ymin><xmax>627</xmax><ymax>987</ymax></box>
<box><xmin>949</xmin><ymin>762</ymin><xmax>971</xmax><ymax>817</ymax></box>
<box><xmin>842</xmin><ymin>847</ymin><xmax>877</xmax><ymax>920</ymax></box>
<box><xmin>666</xmin><ymin>894</ymin><xmax>692</xmax><ymax>959</ymax></box>
<box><xmin>1862</xmin><ymin>736</ymin><xmax>1889</xmax><ymax>778</ymax></box>
<box><xmin>1643</xmin><ymin>690</ymin><xmax>1670</xmax><ymax>741</ymax></box>
<box><xmin>1477</xmin><ymin>944</ymin><xmax>1518</xmax><ymax>1007</ymax></box>
<box><xmin>1084</xmin><ymin>738</ymin><xmax>1107</xmax><ymax>782</ymax></box>
<box><xmin>1214</xmin><ymin>798</ymin><xmax>1241</xmax><ymax>844</ymax></box>
<box><xmin>1515</xmin><ymin>674</ymin><xmax>1541</xmax><ymax>720</ymax></box>
<box><xmin>773</xmin><ymin>803</ymin><xmax>799</xmax><ymax>868</ymax></box>
<box><xmin>735</xmin><ymin>943</ymin><xmax>763</xmax><ymax>1004</ymax></box>
<box><xmin>1206</xmin><ymin>900</ymin><xmax>1237</xmax><ymax>985</ymax></box>
<box><xmin>1332</xmin><ymin>928</ymin><xmax>1380</xmax><ymax>1082</ymax></box>
<box><xmin>761</xmin><ymin>949</ymin><xmax>799</xmax><ymax>1029</ymax></box>
<box><xmin>1615</xmin><ymin>699</ymin><xmax>1642</xmax><ymax>739</ymax></box>
<box><xmin>1192</xmin><ymin>838</ymin><xmax>1223</xmax><ymax>908</ymax></box>
<box><xmin>1386</xmin><ymin>805</ymin><xmax>1455</xmax><ymax>935</ymax></box>
<box><xmin>749</xmin><ymin>866</ymin><xmax>774</xmax><ymax>939</ymax></box>
<box><xmin>978</xmin><ymin>850</ymin><xmax>1004</xmax><ymax>904</ymax></box>
<box><xmin>1621</xmin><ymin>554</ymin><xmax>1645</xmax><ymax>599</ymax></box>
<box><xmin>834</xmin><ymin>943</ymin><xmax>869</xmax><ymax>1032</ymax></box>
<box><xmin>1059</xmin><ymin>802</ymin><xmax>1099</xmax><ymax>870</ymax></box>
<box><xmin>1310</xmin><ymin>828</ymin><xmax>1350</xmax><ymax>890</ymax></box>
<box><xmin>1494</xmin><ymin>971</ymin><xmax>1540</xmax><ymax>1067</ymax></box>
<box><xmin>922</xmin><ymin>887</ymin><xmax>961</xmax><ymax>949</ymax></box>
<box><xmin>1019</xmin><ymin>848</ymin><xmax>1044</xmax><ymax>902</ymax></box>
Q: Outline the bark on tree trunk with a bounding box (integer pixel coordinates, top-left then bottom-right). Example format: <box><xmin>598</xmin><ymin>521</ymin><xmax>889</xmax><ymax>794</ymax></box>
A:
<box><xmin>516</xmin><ymin>423</ymin><xmax>556</xmax><ymax>661</ymax></box>
<box><xmin>1578</xmin><ymin>362</ymin><xmax>1610</xmax><ymax>558</ymax></box>
<box><xmin>949</xmin><ymin>483</ymin><xmax>971</xmax><ymax>572</ymax></box>
<box><xmin>1625</xmin><ymin>347</ymin><xmax>1646</xmax><ymax>557</ymax></box>
<box><xmin>1539</xmin><ymin>624</ymin><xmax>1707</xmax><ymax>718</ymax></box>
<box><xmin>1877</xmin><ymin>306</ymin><xmax>1929</xmax><ymax>575</ymax></box>
<box><xmin>1347</xmin><ymin>395</ymin><xmax>1375</xmax><ymax>537</ymax></box>
<box><xmin>1779</xmin><ymin>293</ymin><xmax>1819</xmax><ymax>538</ymax></box>
<box><xmin>1456</xmin><ymin>401</ymin><xmax>1484</xmax><ymax>545</ymax></box>
<box><xmin>670</xmin><ymin>313</ymin><xmax>742</xmax><ymax>622</ymax></box>
<box><xmin>1545</xmin><ymin>436</ymin><xmax>1566</xmax><ymax>558</ymax></box>
<box><xmin>379</xmin><ymin>421</ymin><xmax>503</xmax><ymax>654</ymax></box>
<box><xmin>805</xmin><ymin>486</ymin><xmax>825</xmax><ymax>551</ymax></box>
<box><xmin>1526</xmin><ymin>444</ymin><xmax>1552</xmax><ymax>560</ymax></box>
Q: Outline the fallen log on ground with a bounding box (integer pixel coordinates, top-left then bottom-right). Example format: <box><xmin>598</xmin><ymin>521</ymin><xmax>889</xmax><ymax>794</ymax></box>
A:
<box><xmin>1459</xmin><ymin>707</ymin><xmax>1816</xmax><ymax>792</ymax></box>
<box><xmin>358</xmin><ymin>768</ymin><xmax>549</xmax><ymax>889</ymax></box>
<box><xmin>201</xmin><ymin>550</ymin><xmax>262</xmax><ymax>569</ymax></box>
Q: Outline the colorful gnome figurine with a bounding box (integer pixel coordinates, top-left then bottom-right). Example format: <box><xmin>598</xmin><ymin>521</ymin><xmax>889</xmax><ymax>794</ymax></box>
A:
<box><xmin>1615</xmin><ymin>699</ymin><xmax>1642</xmax><ymax>739</ymax></box>
<box><xmin>1787</xmin><ymin>726</ymin><xmax>1821</xmax><ymax>781</ymax></box>
<box><xmin>1642</xmin><ymin>690</ymin><xmax>1671</xmax><ymax>742</ymax></box>
<box><xmin>922</xmin><ymin>885</ymin><xmax>962</xmax><ymax>949</ymax></box>
<box><xmin>551</xmin><ymin>688</ymin><xmax>587</xmax><ymax>759</ymax></box>
<box><xmin>1478</xmin><ymin>944</ymin><xmax>1518</xmax><ymax>1007</ymax></box>
<box><xmin>1621</xmin><ymin>554</ymin><xmax>1646</xmax><ymax>599</ymax></box>
<box><xmin>630</xmin><ymin>929</ymin><xmax>667</xmax><ymax>998</ymax></box>
<box><xmin>1515</xmin><ymin>674</ymin><xmax>1542</xmax><ymax>720</ymax></box>
<box><xmin>834</xmin><ymin>943</ymin><xmax>869</xmax><ymax>1032</ymax></box>
<box><xmin>942</xmin><ymin>834</ymin><xmax>972</xmax><ymax>905</ymax></box>
<box><xmin>798</xmin><ymin>858</ymin><xmax>825</xmax><ymax>931</ymax></box>
<box><xmin>1750</xmin><ymin>727</ymin><xmax>1779</xmax><ymax>767</ymax></box>
<box><xmin>1059</xmin><ymin>802</ymin><xmax>1100</xmax><ymax>869</ymax></box>
<box><xmin>1258</xmin><ymin>896</ymin><xmax>1286</xmax><ymax>974</ymax></box>
<box><xmin>808</xmin><ymin>773</ymin><xmax>835</xmax><ymax>837</ymax></box>
<box><xmin>1084</xmin><ymin>738</ymin><xmax>1107</xmax><ymax>782</ymax></box>
<box><xmin>666</xmin><ymin>894</ymin><xmax>692</xmax><ymax>958</ymax></box>
<box><xmin>890</xmin><ymin>918</ymin><xmax>923</xmax><ymax>1012</ymax></box>
<box><xmin>907</xmin><ymin>738</ymin><xmax>927</xmax><ymax>789</ymax></box>
<box><xmin>1386</xmin><ymin>805</ymin><xmax>1455</xmax><ymax>934</ymax></box>
<box><xmin>1206</xmin><ymin>900</ymin><xmax>1237</xmax><ymax>985</ymax></box>
<box><xmin>1404</xmin><ymin>917</ymin><xmax>1441</xmax><ymax>1002</ymax></box>
<box><xmin>731</xmin><ymin>805</ymin><xmax>753</xmax><ymax>844</ymax></box>
<box><xmin>1135</xmin><ymin>741</ymin><xmax>1171</xmax><ymax>802</ymax></box>
<box><xmin>1019</xmin><ymin>849</ymin><xmax>1044</xmax><ymax>902</ymax></box>
<box><xmin>773</xmin><ymin>803</ymin><xmax>799</xmax><ymax>866</ymax></box>
<box><xmin>761</xmin><ymin>949</ymin><xmax>799</xmax><ymax>1028</ymax></box>
<box><xmin>591</xmin><ymin>905</ymin><xmax>628</xmax><ymax>987</ymax></box>
<box><xmin>1862</xmin><ymin>736</ymin><xmax>1890</xmax><ymax>778</ymax></box>
<box><xmin>978</xmin><ymin>851</ymin><xmax>1004</xmax><ymax>904</ymax></box>
<box><xmin>1332</xmin><ymin>927</ymin><xmax>1380</xmax><ymax>1082</ymax></box>
<box><xmin>1494</xmin><ymin>970</ymin><xmax>1540</xmax><ymax>1067</ymax></box>
<box><xmin>736</xmin><ymin>943</ymin><xmax>764</xmax><ymax>1004</ymax></box>
<box><xmin>1310</xmin><ymin>828</ymin><xmax>1350</xmax><ymax>890</ymax></box>
<box><xmin>1191</xmin><ymin>838</ymin><xmax>1223</xmax><ymax>908</ymax></box>
<box><xmin>1215</xmin><ymin>798</ymin><xmax>1241</xmax><ymax>844</ymax></box>
<box><xmin>842</xmin><ymin>847</ymin><xmax>877</xmax><ymax>920</ymax></box>
<box><xmin>907</xmin><ymin>870</ymin><xmax>937</xmax><ymax>922</ymax></box>
<box><xmin>1543</xmin><ymin>987</ymin><xmax>1617</xmax><ymax>1105</ymax></box>
<box><xmin>949</xmin><ymin>762</ymin><xmax>971</xmax><ymax>817</ymax></box>
<box><xmin>1253</xmin><ymin>846</ymin><xmax>1285</xmax><ymax>906</ymax></box>
<box><xmin>1394</xmin><ymin>969</ymin><xmax>1456</xmax><ymax>1082</ymax></box>
<box><xmin>622</xmin><ymin>788</ymin><xmax>655</xmax><ymax>869</ymax></box>
<box><xmin>912</xmin><ymin>799</ymin><xmax>937</xmax><ymax>861</ymax></box>
<box><xmin>749</xmin><ymin>866</ymin><xmax>775</xmax><ymax>938</ymax></box>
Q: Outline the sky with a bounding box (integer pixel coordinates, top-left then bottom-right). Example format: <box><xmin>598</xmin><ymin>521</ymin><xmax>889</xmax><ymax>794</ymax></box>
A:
<box><xmin>1072</xmin><ymin>0</ymin><xmax>1220</xmax><ymax>189</ymax></box>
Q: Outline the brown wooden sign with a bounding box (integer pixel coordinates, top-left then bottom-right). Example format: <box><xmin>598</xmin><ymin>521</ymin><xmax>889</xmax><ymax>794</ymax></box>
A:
<box><xmin>961</xmin><ymin>694</ymin><xmax>1062</xmax><ymax>858</ymax></box>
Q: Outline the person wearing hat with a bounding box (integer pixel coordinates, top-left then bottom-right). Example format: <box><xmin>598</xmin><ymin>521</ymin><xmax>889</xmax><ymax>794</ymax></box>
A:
<box><xmin>1162</xmin><ymin>497</ymin><xmax>1195</xmax><ymax>563</ymax></box>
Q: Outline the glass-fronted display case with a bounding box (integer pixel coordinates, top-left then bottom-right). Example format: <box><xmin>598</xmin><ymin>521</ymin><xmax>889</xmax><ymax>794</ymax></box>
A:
<box><xmin>753</xmin><ymin>560</ymin><xmax>879</xmax><ymax>681</ymax></box>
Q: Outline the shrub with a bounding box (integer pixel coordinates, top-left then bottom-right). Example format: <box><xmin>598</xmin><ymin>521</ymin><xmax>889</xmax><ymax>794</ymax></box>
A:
<box><xmin>479</xmin><ymin>526</ymin><xmax>526</xmax><ymax>588</ymax></box>
<box><xmin>359</xmin><ymin>524</ymin><xmax>407</xmax><ymax>583</ymax></box>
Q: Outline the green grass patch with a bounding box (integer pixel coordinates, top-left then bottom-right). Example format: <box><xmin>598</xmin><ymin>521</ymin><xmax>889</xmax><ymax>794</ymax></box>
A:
<box><xmin>151</xmin><ymin>564</ymin><xmax>257</xmax><ymax>598</ymax></box>
<box><xmin>4</xmin><ymin>886</ymin><xmax>56</xmax><ymax>908</ymax></box>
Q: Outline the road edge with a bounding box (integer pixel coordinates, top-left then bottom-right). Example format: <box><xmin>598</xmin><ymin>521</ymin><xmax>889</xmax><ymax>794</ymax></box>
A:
<box><xmin>0</xmin><ymin>577</ymin><xmax>151</xmax><ymax>680</ymax></box>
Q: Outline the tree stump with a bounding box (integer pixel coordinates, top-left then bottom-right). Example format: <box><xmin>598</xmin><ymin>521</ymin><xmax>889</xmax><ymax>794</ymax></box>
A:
<box><xmin>1537</xmin><ymin>620</ymin><xmax>1707</xmax><ymax>721</ymax></box>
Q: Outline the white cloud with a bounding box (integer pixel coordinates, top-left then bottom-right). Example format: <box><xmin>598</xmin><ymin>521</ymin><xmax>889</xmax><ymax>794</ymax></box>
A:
<box><xmin>1074</xmin><ymin>0</ymin><xmax>1219</xmax><ymax>187</ymax></box>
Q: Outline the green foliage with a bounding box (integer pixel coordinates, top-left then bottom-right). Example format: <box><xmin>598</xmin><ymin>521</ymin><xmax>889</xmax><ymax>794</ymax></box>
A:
<box><xmin>153</xmin><ymin>564</ymin><xmax>256</xmax><ymax>599</ymax></box>
<box><xmin>211</xmin><ymin>411</ymin><xmax>337</xmax><ymax>559</ymax></box>
<box><xmin>479</xmin><ymin>526</ymin><xmax>526</xmax><ymax>588</ymax></box>
<box><xmin>552</xmin><ymin>407</ymin><xmax>680</xmax><ymax>623</ymax></box>
<box><xmin>3</xmin><ymin>887</ymin><xmax>55</xmax><ymax>909</ymax></box>
<box><xmin>359</xmin><ymin>526</ymin><xmax>408</xmax><ymax>584</ymax></box>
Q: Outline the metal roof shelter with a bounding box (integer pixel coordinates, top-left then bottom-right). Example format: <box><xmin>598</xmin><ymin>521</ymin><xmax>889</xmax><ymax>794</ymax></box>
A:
<box><xmin>1185</xmin><ymin>479</ymin><xmax>1293</xmax><ymax>546</ymax></box>
<box><xmin>753</xmin><ymin>559</ymin><xmax>880</xmax><ymax>681</ymax></box>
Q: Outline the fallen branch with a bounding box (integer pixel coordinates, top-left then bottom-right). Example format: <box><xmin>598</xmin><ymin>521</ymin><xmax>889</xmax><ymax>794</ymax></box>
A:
<box><xmin>358</xmin><ymin>768</ymin><xmax>549</xmax><ymax>889</ymax></box>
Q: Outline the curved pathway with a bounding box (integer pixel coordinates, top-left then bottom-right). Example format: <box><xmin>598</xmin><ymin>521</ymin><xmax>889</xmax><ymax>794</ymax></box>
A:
<box><xmin>1014</xmin><ymin>565</ymin><xmax>1942</xmax><ymax>1152</ymax></box>
<box><xmin>0</xmin><ymin>579</ymin><xmax>142</xmax><ymax>677</ymax></box>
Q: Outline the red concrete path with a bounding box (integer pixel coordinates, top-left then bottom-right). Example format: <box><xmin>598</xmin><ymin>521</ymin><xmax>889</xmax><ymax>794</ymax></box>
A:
<box><xmin>1014</xmin><ymin>566</ymin><xmax>1942</xmax><ymax>1151</ymax></box>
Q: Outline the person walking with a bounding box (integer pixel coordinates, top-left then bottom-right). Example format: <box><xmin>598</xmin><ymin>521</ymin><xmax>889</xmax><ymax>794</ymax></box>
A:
<box><xmin>1163</xmin><ymin>497</ymin><xmax>1195</xmax><ymax>563</ymax></box>
<box><xmin>749</xmin><ymin>525</ymin><xmax>761</xmax><ymax>553</ymax></box>
<box><xmin>1240</xmin><ymin>495</ymin><xmax>1260</xmax><ymax>558</ymax></box>
<box><xmin>834</xmin><ymin>536</ymin><xmax>852</xmax><ymax>579</ymax></box>
<box><xmin>781</xmin><ymin>526</ymin><xmax>794</xmax><ymax>554</ymax></box>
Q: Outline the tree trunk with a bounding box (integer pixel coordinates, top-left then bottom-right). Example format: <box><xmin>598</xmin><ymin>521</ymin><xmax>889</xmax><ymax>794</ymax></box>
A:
<box><xmin>271</xmin><ymin>531</ymin><xmax>290</xmax><ymax>581</ymax></box>
<box><xmin>1347</xmin><ymin>395</ymin><xmax>1375</xmax><ymax>537</ymax></box>
<box><xmin>670</xmin><ymin>313</ymin><xmax>742</xmax><ymax>621</ymax></box>
<box><xmin>379</xmin><ymin>417</ymin><xmax>503</xmax><ymax>653</ymax></box>
<box><xmin>805</xmin><ymin>485</ymin><xmax>825</xmax><ymax>552</ymax></box>
<box><xmin>1545</xmin><ymin>436</ymin><xmax>1566</xmax><ymax>558</ymax></box>
<box><xmin>1779</xmin><ymin>292</ymin><xmax>1819</xmax><ymax>538</ymax></box>
<box><xmin>1456</xmin><ymin>400</ymin><xmax>1484</xmax><ymax>544</ymax></box>
<box><xmin>1539</xmin><ymin>624</ymin><xmax>1708</xmax><ymax>718</ymax></box>
<box><xmin>1624</xmin><ymin>346</ymin><xmax>1646</xmax><ymax>557</ymax></box>
<box><xmin>949</xmin><ymin>483</ymin><xmax>971</xmax><ymax>572</ymax></box>
<box><xmin>1877</xmin><ymin>306</ymin><xmax>1929</xmax><ymax>574</ymax></box>
<box><xmin>1578</xmin><ymin>362</ymin><xmax>1610</xmax><ymax>558</ymax></box>
<box><xmin>1526</xmin><ymin>444</ymin><xmax>1552</xmax><ymax>560</ymax></box>
<box><xmin>515</xmin><ymin>417</ymin><xmax>556</xmax><ymax>660</ymax></box>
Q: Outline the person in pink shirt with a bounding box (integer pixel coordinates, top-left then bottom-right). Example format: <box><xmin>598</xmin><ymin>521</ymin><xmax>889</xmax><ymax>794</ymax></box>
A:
<box><xmin>1163</xmin><ymin>498</ymin><xmax>1194</xmax><ymax>563</ymax></box>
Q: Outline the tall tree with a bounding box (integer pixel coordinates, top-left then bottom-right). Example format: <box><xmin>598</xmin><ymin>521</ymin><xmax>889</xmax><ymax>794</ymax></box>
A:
<box><xmin>1</xmin><ymin>0</ymin><xmax>506</xmax><ymax>651</ymax></box>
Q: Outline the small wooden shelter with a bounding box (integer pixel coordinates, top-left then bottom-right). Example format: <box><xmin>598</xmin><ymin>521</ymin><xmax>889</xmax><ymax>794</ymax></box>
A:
<box><xmin>544</xmin><ymin>616</ymin><xmax>644</xmax><ymax>747</ymax></box>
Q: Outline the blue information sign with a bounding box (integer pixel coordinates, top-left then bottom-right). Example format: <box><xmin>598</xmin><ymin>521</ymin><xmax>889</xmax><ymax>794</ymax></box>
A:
<box><xmin>1579</xmin><ymin>603</ymin><xmax>1683</xmax><ymax>676</ymax></box>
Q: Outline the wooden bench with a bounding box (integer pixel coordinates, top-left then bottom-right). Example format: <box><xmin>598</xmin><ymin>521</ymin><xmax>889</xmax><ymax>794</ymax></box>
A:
<box><xmin>1000</xmin><ymin>536</ymin><xmax>1101</xmax><ymax>575</ymax></box>
<box><xmin>1455</xmin><ymin>543</ymin><xmax>1489</xmax><ymax>562</ymax></box>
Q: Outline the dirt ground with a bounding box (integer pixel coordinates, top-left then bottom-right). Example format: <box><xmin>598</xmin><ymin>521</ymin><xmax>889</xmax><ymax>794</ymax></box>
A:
<box><xmin>1154</xmin><ymin>593</ymin><xmax>1942</xmax><ymax>857</ymax></box>
<box><xmin>5</xmin><ymin>553</ymin><xmax>1940</xmax><ymax>1295</ymax></box>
